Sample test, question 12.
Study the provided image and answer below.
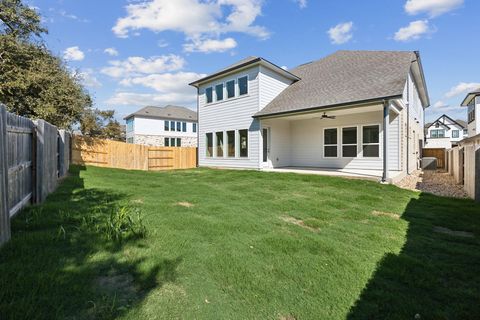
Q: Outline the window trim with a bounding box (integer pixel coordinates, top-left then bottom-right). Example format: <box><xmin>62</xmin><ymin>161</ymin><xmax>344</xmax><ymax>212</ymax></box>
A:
<box><xmin>238</xmin><ymin>75</ymin><xmax>249</xmax><ymax>96</ymax></box>
<box><xmin>205</xmin><ymin>87</ymin><xmax>213</xmax><ymax>104</ymax></box>
<box><xmin>361</xmin><ymin>124</ymin><xmax>381</xmax><ymax>159</ymax></box>
<box><xmin>452</xmin><ymin>130</ymin><xmax>459</xmax><ymax>138</ymax></box>
<box><xmin>164</xmin><ymin>120</ymin><xmax>169</xmax><ymax>132</ymax></box>
<box><xmin>164</xmin><ymin>137</ymin><xmax>170</xmax><ymax>147</ymax></box>
<box><xmin>193</xmin><ymin>123</ymin><xmax>197</xmax><ymax>133</ymax></box>
<box><xmin>182</xmin><ymin>122</ymin><xmax>187</xmax><ymax>132</ymax></box>
<box><xmin>226</xmin><ymin>130</ymin><xmax>236</xmax><ymax>158</ymax></box>
<box><xmin>215</xmin><ymin>131</ymin><xmax>225</xmax><ymax>158</ymax></box>
<box><xmin>430</xmin><ymin>129</ymin><xmax>446</xmax><ymax>138</ymax></box>
<box><xmin>226</xmin><ymin>79</ymin><xmax>236</xmax><ymax>99</ymax></box>
<box><xmin>170</xmin><ymin>121</ymin><xmax>175</xmax><ymax>131</ymax></box>
<box><xmin>206</xmin><ymin>133</ymin><xmax>213</xmax><ymax>158</ymax></box>
<box><xmin>323</xmin><ymin>127</ymin><xmax>339</xmax><ymax>159</ymax></box>
<box><xmin>215</xmin><ymin>82</ymin><xmax>224</xmax><ymax>102</ymax></box>
<box><xmin>238</xmin><ymin>129</ymin><xmax>249</xmax><ymax>158</ymax></box>
<box><xmin>341</xmin><ymin>126</ymin><xmax>358</xmax><ymax>158</ymax></box>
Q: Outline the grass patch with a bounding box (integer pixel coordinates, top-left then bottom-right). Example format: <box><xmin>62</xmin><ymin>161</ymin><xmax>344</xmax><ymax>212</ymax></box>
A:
<box><xmin>0</xmin><ymin>166</ymin><xmax>479</xmax><ymax>319</ymax></box>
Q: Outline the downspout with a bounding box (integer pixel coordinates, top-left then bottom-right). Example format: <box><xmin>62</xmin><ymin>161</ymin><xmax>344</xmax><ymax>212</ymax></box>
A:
<box><xmin>382</xmin><ymin>100</ymin><xmax>390</xmax><ymax>183</ymax></box>
<box><xmin>406</xmin><ymin>73</ymin><xmax>410</xmax><ymax>175</ymax></box>
<box><xmin>196</xmin><ymin>87</ymin><xmax>200</xmax><ymax>168</ymax></box>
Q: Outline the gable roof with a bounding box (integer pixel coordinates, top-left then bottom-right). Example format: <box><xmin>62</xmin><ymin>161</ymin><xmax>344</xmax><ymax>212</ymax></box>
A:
<box><xmin>188</xmin><ymin>56</ymin><xmax>300</xmax><ymax>87</ymax></box>
<box><xmin>461</xmin><ymin>88</ymin><xmax>480</xmax><ymax>106</ymax></box>
<box><xmin>124</xmin><ymin>105</ymin><xmax>197</xmax><ymax>121</ymax></box>
<box><xmin>254</xmin><ymin>50</ymin><xmax>429</xmax><ymax>118</ymax></box>
<box><xmin>426</xmin><ymin>114</ymin><xmax>466</xmax><ymax>130</ymax></box>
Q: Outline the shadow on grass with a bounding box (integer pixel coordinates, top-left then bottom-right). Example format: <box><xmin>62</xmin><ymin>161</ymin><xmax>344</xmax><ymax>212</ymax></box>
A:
<box><xmin>348</xmin><ymin>193</ymin><xmax>480</xmax><ymax>320</ymax></box>
<box><xmin>0</xmin><ymin>166</ymin><xmax>181</xmax><ymax>320</ymax></box>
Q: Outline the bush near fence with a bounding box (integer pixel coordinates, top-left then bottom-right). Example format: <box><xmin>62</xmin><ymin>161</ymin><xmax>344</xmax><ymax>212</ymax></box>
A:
<box><xmin>71</xmin><ymin>135</ymin><xmax>197</xmax><ymax>171</ymax></box>
<box><xmin>0</xmin><ymin>105</ymin><xmax>70</xmax><ymax>246</ymax></box>
<box><xmin>446</xmin><ymin>134</ymin><xmax>480</xmax><ymax>202</ymax></box>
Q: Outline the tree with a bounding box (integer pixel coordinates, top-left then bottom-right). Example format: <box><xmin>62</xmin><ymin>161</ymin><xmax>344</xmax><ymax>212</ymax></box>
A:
<box><xmin>0</xmin><ymin>0</ymin><xmax>92</xmax><ymax>129</ymax></box>
<box><xmin>80</xmin><ymin>108</ymin><xmax>125</xmax><ymax>141</ymax></box>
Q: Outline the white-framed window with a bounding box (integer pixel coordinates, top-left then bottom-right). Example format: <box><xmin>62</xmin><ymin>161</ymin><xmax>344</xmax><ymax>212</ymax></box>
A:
<box><xmin>324</xmin><ymin>128</ymin><xmax>338</xmax><ymax>158</ymax></box>
<box><xmin>182</xmin><ymin>122</ymin><xmax>187</xmax><ymax>132</ymax></box>
<box><xmin>193</xmin><ymin>123</ymin><xmax>197</xmax><ymax>133</ymax></box>
<box><xmin>206</xmin><ymin>87</ymin><xmax>213</xmax><ymax>104</ymax></box>
<box><xmin>126</xmin><ymin>118</ymin><xmax>134</xmax><ymax>132</ymax></box>
<box><xmin>206</xmin><ymin>133</ymin><xmax>213</xmax><ymax>157</ymax></box>
<box><xmin>164</xmin><ymin>137</ymin><xmax>169</xmax><ymax>146</ymax></box>
<box><xmin>431</xmin><ymin>129</ymin><xmax>445</xmax><ymax>138</ymax></box>
<box><xmin>362</xmin><ymin>125</ymin><xmax>380</xmax><ymax>158</ymax></box>
<box><xmin>227</xmin><ymin>130</ymin><xmax>235</xmax><ymax>157</ymax></box>
<box><xmin>177</xmin><ymin>138</ymin><xmax>181</xmax><ymax>147</ymax></box>
<box><xmin>215</xmin><ymin>132</ymin><xmax>224</xmax><ymax>157</ymax></box>
<box><xmin>164</xmin><ymin>120</ymin><xmax>169</xmax><ymax>131</ymax></box>
<box><xmin>176</xmin><ymin>121</ymin><xmax>181</xmax><ymax>132</ymax></box>
<box><xmin>215</xmin><ymin>83</ymin><xmax>224</xmax><ymax>102</ymax></box>
<box><xmin>342</xmin><ymin>127</ymin><xmax>357</xmax><ymax>158</ymax></box>
<box><xmin>226</xmin><ymin>80</ymin><xmax>235</xmax><ymax>99</ymax></box>
<box><xmin>452</xmin><ymin>130</ymin><xmax>459</xmax><ymax>138</ymax></box>
<box><xmin>238</xmin><ymin>76</ymin><xmax>248</xmax><ymax>96</ymax></box>
<box><xmin>170</xmin><ymin>121</ymin><xmax>175</xmax><ymax>131</ymax></box>
<box><xmin>239</xmin><ymin>129</ymin><xmax>248</xmax><ymax>157</ymax></box>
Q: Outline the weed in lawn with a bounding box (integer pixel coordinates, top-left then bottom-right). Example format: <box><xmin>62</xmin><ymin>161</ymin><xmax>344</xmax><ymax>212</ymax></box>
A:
<box><xmin>104</xmin><ymin>205</ymin><xmax>147</xmax><ymax>242</ymax></box>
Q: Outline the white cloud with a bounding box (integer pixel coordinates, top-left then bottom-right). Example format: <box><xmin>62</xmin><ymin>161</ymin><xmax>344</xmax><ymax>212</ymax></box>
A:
<box><xmin>78</xmin><ymin>69</ymin><xmax>102</xmax><ymax>88</ymax></box>
<box><xmin>294</xmin><ymin>0</ymin><xmax>307</xmax><ymax>8</ymax></box>
<box><xmin>112</xmin><ymin>0</ymin><xmax>269</xmax><ymax>52</ymax></box>
<box><xmin>327</xmin><ymin>22</ymin><xmax>353</xmax><ymax>44</ymax></box>
<box><xmin>405</xmin><ymin>0</ymin><xmax>463</xmax><ymax>17</ymax></box>
<box><xmin>184</xmin><ymin>37</ymin><xmax>237</xmax><ymax>53</ymax></box>
<box><xmin>158</xmin><ymin>40</ymin><xmax>169</xmax><ymax>48</ymax></box>
<box><xmin>394</xmin><ymin>20</ymin><xmax>432</xmax><ymax>41</ymax></box>
<box><xmin>104</xmin><ymin>48</ymin><xmax>119</xmax><ymax>56</ymax></box>
<box><xmin>101</xmin><ymin>55</ymin><xmax>185</xmax><ymax>78</ymax></box>
<box><xmin>120</xmin><ymin>72</ymin><xmax>205</xmax><ymax>92</ymax></box>
<box><xmin>445</xmin><ymin>82</ymin><xmax>480</xmax><ymax>98</ymax></box>
<box><xmin>63</xmin><ymin>46</ymin><xmax>85</xmax><ymax>61</ymax></box>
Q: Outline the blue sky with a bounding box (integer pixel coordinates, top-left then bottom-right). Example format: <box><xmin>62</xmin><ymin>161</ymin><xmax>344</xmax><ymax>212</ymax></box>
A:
<box><xmin>28</xmin><ymin>0</ymin><xmax>480</xmax><ymax>122</ymax></box>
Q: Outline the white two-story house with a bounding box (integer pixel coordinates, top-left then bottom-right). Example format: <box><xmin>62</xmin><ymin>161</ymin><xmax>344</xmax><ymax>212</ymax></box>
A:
<box><xmin>461</xmin><ymin>88</ymin><xmax>480</xmax><ymax>137</ymax></box>
<box><xmin>189</xmin><ymin>51</ymin><xmax>430</xmax><ymax>182</ymax></box>
<box><xmin>125</xmin><ymin>105</ymin><xmax>198</xmax><ymax>147</ymax></box>
<box><xmin>424</xmin><ymin>114</ymin><xmax>467</xmax><ymax>149</ymax></box>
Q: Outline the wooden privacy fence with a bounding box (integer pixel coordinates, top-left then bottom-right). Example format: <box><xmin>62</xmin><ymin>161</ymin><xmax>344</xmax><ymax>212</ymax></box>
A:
<box><xmin>422</xmin><ymin>148</ymin><xmax>446</xmax><ymax>169</ymax></box>
<box><xmin>72</xmin><ymin>136</ymin><xmax>197</xmax><ymax>171</ymax></box>
<box><xmin>0</xmin><ymin>104</ymin><xmax>70</xmax><ymax>246</ymax></box>
<box><xmin>446</xmin><ymin>135</ymin><xmax>480</xmax><ymax>202</ymax></box>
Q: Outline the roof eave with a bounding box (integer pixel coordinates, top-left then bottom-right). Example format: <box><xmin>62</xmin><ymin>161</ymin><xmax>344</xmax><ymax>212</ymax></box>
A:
<box><xmin>253</xmin><ymin>94</ymin><xmax>403</xmax><ymax>119</ymax></box>
<box><xmin>189</xmin><ymin>58</ymin><xmax>300</xmax><ymax>88</ymax></box>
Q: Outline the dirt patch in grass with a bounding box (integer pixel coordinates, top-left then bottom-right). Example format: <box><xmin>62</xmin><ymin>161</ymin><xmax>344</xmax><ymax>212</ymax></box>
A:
<box><xmin>433</xmin><ymin>226</ymin><xmax>475</xmax><ymax>238</ymax></box>
<box><xmin>372</xmin><ymin>210</ymin><xmax>400</xmax><ymax>220</ymax></box>
<box><xmin>176</xmin><ymin>202</ymin><xmax>194</xmax><ymax>208</ymax></box>
<box><xmin>281</xmin><ymin>216</ymin><xmax>319</xmax><ymax>233</ymax></box>
<box><xmin>131</xmin><ymin>199</ymin><xmax>144</xmax><ymax>204</ymax></box>
<box><xmin>95</xmin><ymin>272</ymin><xmax>138</xmax><ymax>304</ymax></box>
<box><xmin>279</xmin><ymin>315</ymin><xmax>297</xmax><ymax>320</ymax></box>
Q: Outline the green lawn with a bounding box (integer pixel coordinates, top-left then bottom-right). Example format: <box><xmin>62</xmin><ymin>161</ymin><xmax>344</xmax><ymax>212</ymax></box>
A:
<box><xmin>1</xmin><ymin>166</ymin><xmax>479</xmax><ymax>320</ymax></box>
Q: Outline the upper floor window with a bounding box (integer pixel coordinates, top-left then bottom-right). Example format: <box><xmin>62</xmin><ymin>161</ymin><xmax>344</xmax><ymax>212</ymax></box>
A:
<box><xmin>215</xmin><ymin>84</ymin><xmax>224</xmax><ymax>101</ymax></box>
<box><xmin>206</xmin><ymin>87</ymin><xmax>213</xmax><ymax>103</ymax></box>
<box><xmin>182</xmin><ymin>122</ymin><xmax>187</xmax><ymax>132</ymax></box>
<box><xmin>126</xmin><ymin>118</ymin><xmax>134</xmax><ymax>132</ymax></box>
<box><xmin>170</xmin><ymin>121</ymin><xmax>175</xmax><ymax>131</ymax></box>
<box><xmin>238</xmin><ymin>76</ymin><xmax>248</xmax><ymax>96</ymax></box>
<box><xmin>463</xmin><ymin>129</ymin><xmax>468</xmax><ymax>135</ymax></box>
<box><xmin>164</xmin><ymin>120</ymin><xmax>169</xmax><ymax>131</ymax></box>
<box><xmin>176</xmin><ymin>121</ymin><xmax>181</xmax><ymax>132</ymax></box>
<box><xmin>431</xmin><ymin>129</ymin><xmax>445</xmax><ymax>138</ymax></box>
<box><xmin>226</xmin><ymin>80</ymin><xmax>235</xmax><ymax>98</ymax></box>
<box><xmin>452</xmin><ymin>130</ymin><xmax>459</xmax><ymax>138</ymax></box>
<box><xmin>468</xmin><ymin>104</ymin><xmax>475</xmax><ymax>123</ymax></box>
<box><xmin>193</xmin><ymin>123</ymin><xmax>197</xmax><ymax>133</ymax></box>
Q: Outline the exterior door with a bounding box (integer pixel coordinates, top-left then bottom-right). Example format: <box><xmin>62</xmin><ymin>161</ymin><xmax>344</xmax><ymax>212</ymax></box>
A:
<box><xmin>262</xmin><ymin>127</ymin><xmax>270</xmax><ymax>165</ymax></box>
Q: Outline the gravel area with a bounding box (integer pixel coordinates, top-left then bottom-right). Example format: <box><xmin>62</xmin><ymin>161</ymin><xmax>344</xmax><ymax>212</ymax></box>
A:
<box><xmin>395</xmin><ymin>169</ymin><xmax>468</xmax><ymax>198</ymax></box>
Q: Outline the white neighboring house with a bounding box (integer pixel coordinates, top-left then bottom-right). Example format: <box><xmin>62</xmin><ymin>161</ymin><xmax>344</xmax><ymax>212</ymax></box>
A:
<box><xmin>461</xmin><ymin>88</ymin><xmax>480</xmax><ymax>137</ymax></box>
<box><xmin>124</xmin><ymin>105</ymin><xmax>198</xmax><ymax>147</ymax></box>
<box><xmin>189</xmin><ymin>50</ymin><xmax>430</xmax><ymax>182</ymax></box>
<box><xmin>424</xmin><ymin>114</ymin><xmax>467</xmax><ymax>149</ymax></box>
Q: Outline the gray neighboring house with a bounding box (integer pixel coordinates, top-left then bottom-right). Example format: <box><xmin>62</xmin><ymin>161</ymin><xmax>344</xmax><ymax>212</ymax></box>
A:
<box><xmin>124</xmin><ymin>105</ymin><xmax>198</xmax><ymax>147</ymax></box>
<box><xmin>461</xmin><ymin>88</ymin><xmax>480</xmax><ymax>137</ymax></box>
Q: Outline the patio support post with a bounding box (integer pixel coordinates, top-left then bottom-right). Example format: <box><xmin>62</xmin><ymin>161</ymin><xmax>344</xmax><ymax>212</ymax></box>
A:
<box><xmin>382</xmin><ymin>100</ymin><xmax>390</xmax><ymax>182</ymax></box>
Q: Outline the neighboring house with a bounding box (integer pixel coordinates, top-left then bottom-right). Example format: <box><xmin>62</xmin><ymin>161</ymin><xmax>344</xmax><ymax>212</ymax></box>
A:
<box><xmin>189</xmin><ymin>50</ymin><xmax>430</xmax><ymax>182</ymax></box>
<box><xmin>461</xmin><ymin>88</ymin><xmax>480</xmax><ymax>137</ymax></box>
<box><xmin>124</xmin><ymin>105</ymin><xmax>198</xmax><ymax>147</ymax></box>
<box><xmin>424</xmin><ymin>114</ymin><xmax>467</xmax><ymax>149</ymax></box>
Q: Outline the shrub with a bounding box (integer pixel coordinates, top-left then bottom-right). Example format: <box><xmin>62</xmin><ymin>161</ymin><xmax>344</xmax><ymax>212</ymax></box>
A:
<box><xmin>103</xmin><ymin>205</ymin><xmax>147</xmax><ymax>242</ymax></box>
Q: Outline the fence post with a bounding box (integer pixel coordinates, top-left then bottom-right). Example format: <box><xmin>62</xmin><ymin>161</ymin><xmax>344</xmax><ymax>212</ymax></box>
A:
<box><xmin>0</xmin><ymin>105</ymin><xmax>11</xmax><ymax>245</ymax></box>
<box><xmin>34</xmin><ymin>120</ymin><xmax>44</xmax><ymax>203</ymax></box>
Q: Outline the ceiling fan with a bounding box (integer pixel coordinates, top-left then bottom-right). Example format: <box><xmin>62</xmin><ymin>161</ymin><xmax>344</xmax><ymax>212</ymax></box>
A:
<box><xmin>320</xmin><ymin>112</ymin><xmax>336</xmax><ymax>120</ymax></box>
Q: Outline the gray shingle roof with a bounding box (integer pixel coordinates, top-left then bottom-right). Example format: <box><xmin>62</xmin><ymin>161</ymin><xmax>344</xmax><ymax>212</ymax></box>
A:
<box><xmin>461</xmin><ymin>87</ymin><xmax>480</xmax><ymax>106</ymax></box>
<box><xmin>255</xmin><ymin>50</ymin><xmax>418</xmax><ymax>117</ymax></box>
<box><xmin>124</xmin><ymin>105</ymin><xmax>197</xmax><ymax>121</ymax></box>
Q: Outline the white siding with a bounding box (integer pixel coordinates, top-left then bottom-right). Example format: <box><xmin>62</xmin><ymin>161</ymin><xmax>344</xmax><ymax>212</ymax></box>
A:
<box><xmin>133</xmin><ymin>117</ymin><xmax>197</xmax><ymax>138</ymax></box>
<box><xmin>259</xmin><ymin>65</ymin><xmax>293</xmax><ymax>110</ymax></box>
<box><xmin>288</xmin><ymin>111</ymin><xmax>385</xmax><ymax>169</ymax></box>
<box><xmin>388</xmin><ymin>111</ymin><xmax>401</xmax><ymax>170</ymax></box>
<box><xmin>261</xmin><ymin>119</ymin><xmax>291</xmax><ymax>167</ymax></box>
<box><xmin>198</xmin><ymin>67</ymin><xmax>261</xmax><ymax>168</ymax></box>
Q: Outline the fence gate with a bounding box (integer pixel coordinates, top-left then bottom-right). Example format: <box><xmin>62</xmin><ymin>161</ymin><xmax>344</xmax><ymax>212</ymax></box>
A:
<box><xmin>423</xmin><ymin>148</ymin><xmax>446</xmax><ymax>169</ymax></box>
